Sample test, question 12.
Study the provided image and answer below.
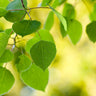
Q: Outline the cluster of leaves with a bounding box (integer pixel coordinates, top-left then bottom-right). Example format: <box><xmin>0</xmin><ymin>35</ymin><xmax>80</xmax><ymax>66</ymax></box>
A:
<box><xmin>0</xmin><ymin>0</ymin><xmax>96</xmax><ymax>95</ymax></box>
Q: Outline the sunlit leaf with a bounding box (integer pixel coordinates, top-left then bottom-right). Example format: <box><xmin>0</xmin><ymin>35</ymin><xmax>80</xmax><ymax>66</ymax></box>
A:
<box><xmin>41</xmin><ymin>0</ymin><xmax>52</xmax><ymax>6</ymax></box>
<box><xmin>16</xmin><ymin>54</ymin><xmax>32</xmax><ymax>72</ymax></box>
<box><xmin>0</xmin><ymin>0</ymin><xmax>9</xmax><ymax>8</ymax></box>
<box><xmin>0</xmin><ymin>49</ymin><xmax>13</xmax><ymax>63</ymax></box>
<box><xmin>86</xmin><ymin>21</ymin><xmax>96</xmax><ymax>42</ymax></box>
<box><xmin>0</xmin><ymin>67</ymin><xmax>15</xmax><ymax>95</ymax></box>
<box><xmin>60</xmin><ymin>22</ymin><xmax>67</xmax><ymax>37</ymax></box>
<box><xmin>4</xmin><ymin>0</ymin><xmax>27</xmax><ymax>22</ymax></box>
<box><xmin>62</xmin><ymin>3</ymin><xmax>75</xmax><ymax>19</ymax></box>
<box><xmin>50</xmin><ymin>6</ymin><xmax>67</xmax><ymax>31</ymax></box>
<box><xmin>44</xmin><ymin>11</ymin><xmax>54</xmax><ymax>31</ymax></box>
<box><xmin>52</xmin><ymin>0</ymin><xmax>66</xmax><ymax>8</ymax></box>
<box><xmin>30</xmin><ymin>40</ymin><xmax>56</xmax><ymax>70</ymax></box>
<box><xmin>67</xmin><ymin>19</ymin><xmax>82</xmax><ymax>44</ymax></box>
<box><xmin>0</xmin><ymin>33</ymin><xmax>9</xmax><ymax>57</ymax></box>
<box><xmin>21</xmin><ymin>64</ymin><xmax>49</xmax><ymax>91</ymax></box>
<box><xmin>12</xmin><ymin>20</ymin><xmax>41</xmax><ymax>36</ymax></box>
<box><xmin>4</xmin><ymin>29</ymin><xmax>12</xmax><ymax>36</ymax></box>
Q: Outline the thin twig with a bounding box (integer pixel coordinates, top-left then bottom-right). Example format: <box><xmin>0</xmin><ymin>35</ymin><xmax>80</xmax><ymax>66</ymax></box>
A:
<box><xmin>8</xmin><ymin>7</ymin><xmax>50</xmax><ymax>11</ymax></box>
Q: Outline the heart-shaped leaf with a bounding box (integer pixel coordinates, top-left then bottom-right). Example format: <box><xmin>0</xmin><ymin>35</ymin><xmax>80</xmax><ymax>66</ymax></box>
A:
<box><xmin>0</xmin><ymin>49</ymin><xmax>13</xmax><ymax>63</ymax></box>
<box><xmin>86</xmin><ymin>21</ymin><xmax>96</xmax><ymax>42</ymax></box>
<box><xmin>0</xmin><ymin>67</ymin><xmax>15</xmax><ymax>95</ymax></box>
<box><xmin>4</xmin><ymin>0</ymin><xmax>27</xmax><ymax>22</ymax></box>
<box><xmin>16</xmin><ymin>54</ymin><xmax>32</xmax><ymax>72</ymax></box>
<box><xmin>62</xmin><ymin>3</ymin><xmax>75</xmax><ymax>19</ymax></box>
<box><xmin>0</xmin><ymin>32</ymin><xmax>9</xmax><ymax>57</ymax></box>
<box><xmin>67</xmin><ymin>19</ymin><xmax>82</xmax><ymax>44</ymax></box>
<box><xmin>12</xmin><ymin>20</ymin><xmax>41</xmax><ymax>36</ymax></box>
<box><xmin>30</xmin><ymin>40</ymin><xmax>56</xmax><ymax>70</ymax></box>
<box><xmin>21</xmin><ymin>64</ymin><xmax>49</xmax><ymax>91</ymax></box>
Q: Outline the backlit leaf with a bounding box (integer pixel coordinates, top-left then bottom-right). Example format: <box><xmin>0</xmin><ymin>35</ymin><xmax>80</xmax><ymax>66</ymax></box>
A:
<box><xmin>0</xmin><ymin>32</ymin><xmax>9</xmax><ymax>57</ymax></box>
<box><xmin>16</xmin><ymin>54</ymin><xmax>32</xmax><ymax>72</ymax></box>
<box><xmin>21</xmin><ymin>64</ymin><xmax>49</xmax><ymax>91</ymax></box>
<box><xmin>0</xmin><ymin>49</ymin><xmax>13</xmax><ymax>63</ymax></box>
<box><xmin>67</xmin><ymin>19</ymin><xmax>82</xmax><ymax>44</ymax></box>
<box><xmin>50</xmin><ymin>6</ymin><xmax>67</xmax><ymax>31</ymax></box>
<box><xmin>0</xmin><ymin>67</ymin><xmax>15</xmax><ymax>95</ymax></box>
<box><xmin>62</xmin><ymin>3</ymin><xmax>75</xmax><ymax>19</ymax></box>
<box><xmin>44</xmin><ymin>11</ymin><xmax>54</xmax><ymax>31</ymax></box>
<box><xmin>41</xmin><ymin>0</ymin><xmax>52</xmax><ymax>6</ymax></box>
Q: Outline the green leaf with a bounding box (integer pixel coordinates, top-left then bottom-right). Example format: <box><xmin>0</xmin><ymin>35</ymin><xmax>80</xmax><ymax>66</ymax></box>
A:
<box><xmin>0</xmin><ymin>0</ymin><xmax>9</xmax><ymax>8</ymax></box>
<box><xmin>62</xmin><ymin>3</ymin><xmax>75</xmax><ymax>19</ymax></box>
<box><xmin>41</xmin><ymin>0</ymin><xmax>52</xmax><ymax>6</ymax></box>
<box><xmin>0</xmin><ymin>49</ymin><xmax>13</xmax><ymax>63</ymax></box>
<box><xmin>86</xmin><ymin>21</ymin><xmax>96</xmax><ymax>42</ymax></box>
<box><xmin>21</xmin><ymin>64</ymin><xmax>49</xmax><ymax>91</ymax></box>
<box><xmin>0</xmin><ymin>63</ymin><xmax>3</xmax><ymax>67</ymax></box>
<box><xmin>0</xmin><ymin>67</ymin><xmax>15</xmax><ymax>95</ymax></box>
<box><xmin>12</xmin><ymin>20</ymin><xmax>41</xmax><ymax>36</ymax></box>
<box><xmin>44</xmin><ymin>11</ymin><xmax>54</xmax><ymax>31</ymax></box>
<box><xmin>0</xmin><ymin>7</ymin><xmax>7</xmax><ymax>17</ymax></box>
<box><xmin>25</xmin><ymin>29</ymin><xmax>54</xmax><ymax>53</ymax></box>
<box><xmin>30</xmin><ymin>40</ymin><xmax>56</xmax><ymax>70</ymax></box>
<box><xmin>4</xmin><ymin>0</ymin><xmax>27</xmax><ymax>22</ymax></box>
<box><xmin>16</xmin><ymin>54</ymin><xmax>32</xmax><ymax>72</ymax></box>
<box><xmin>50</xmin><ymin>6</ymin><xmax>67</xmax><ymax>31</ymax></box>
<box><xmin>90</xmin><ymin>3</ymin><xmax>96</xmax><ymax>21</ymax></box>
<box><xmin>0</xmin><ymin>32</ymin><xmax>9</xmax><ymax>57</ymax></box>
<box><xmin>5</xmin><ymin>29</ymin><xmax>12</xmax><ymax>36</ymax></box>
<box><xmin>60</xmin><ymin>22</ymin><xmax>67</xmax><ymax>37</ymax></box>
<box><xmin>12</xmin><ymin>50</ymin><xmax>22</xmax><ymax>65</ymax></box>
<box><xmin>67</xmin><ymin>19</ymin><xmax>82</xmax><ymax>44</ymax></box>
<box><xmin>52</xmin><ymin>0</ymin><xmax>66</xmax><ymax>8</ymax></box>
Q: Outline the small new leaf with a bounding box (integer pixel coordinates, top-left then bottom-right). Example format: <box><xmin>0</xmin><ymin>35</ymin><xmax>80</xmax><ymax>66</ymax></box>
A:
<box><xmin>12</xmin><ymin>20</ymin><xmax>41</xmax><ymax>36</ymax></box>
<box><xmin>0</xmin><ymin>67</ymin><xmax>15</xmax><ymax>95</ymax></box>
<box><xmin>21</xmin><ymin>64</ymin><xmax>49</xmax><ymax>91</ymax></box>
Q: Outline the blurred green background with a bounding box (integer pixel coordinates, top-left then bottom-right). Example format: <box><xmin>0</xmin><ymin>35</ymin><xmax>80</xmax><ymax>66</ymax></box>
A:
<box><xmin>1</xmin><ymin>0</ymin><xmax>96</xmax><ymax>96</ymax></box>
